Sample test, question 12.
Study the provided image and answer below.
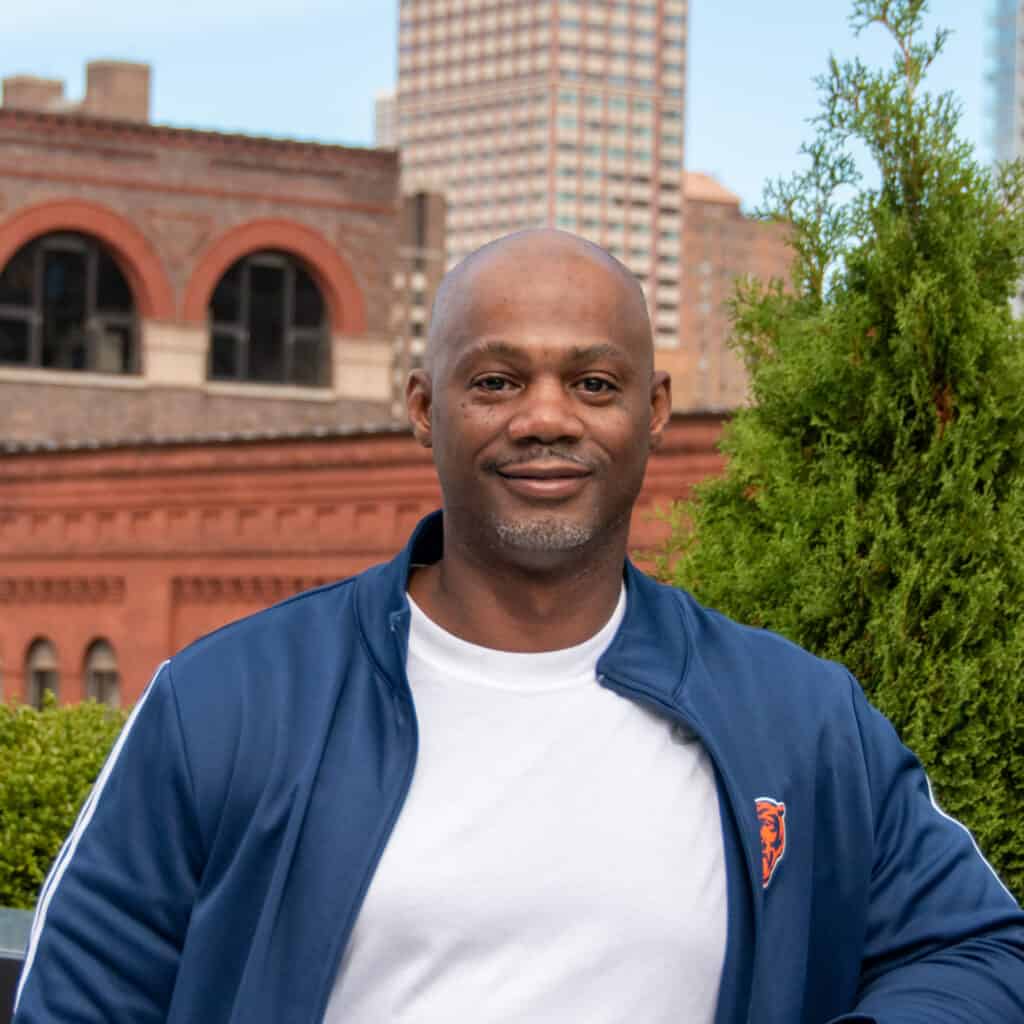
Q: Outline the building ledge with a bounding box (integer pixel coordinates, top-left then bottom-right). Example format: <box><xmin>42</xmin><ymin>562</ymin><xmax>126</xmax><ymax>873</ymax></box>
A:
<box><xmin>0</xmin><ymin>366</ymin><xmax>147</xmax><ymax>389</ymax></box>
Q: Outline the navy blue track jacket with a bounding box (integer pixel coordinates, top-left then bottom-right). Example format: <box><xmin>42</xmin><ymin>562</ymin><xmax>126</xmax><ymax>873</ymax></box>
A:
<box><xmin>14</xmin><ymin>512</ymin><xmax>1024</xmax><ymax>1022</ymax></box>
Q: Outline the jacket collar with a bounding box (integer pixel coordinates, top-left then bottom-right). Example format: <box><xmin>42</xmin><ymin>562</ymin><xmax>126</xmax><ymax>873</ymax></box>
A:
<box><xmin>356</xmin><ymin>509</ymin><xmax>688</xmax><ymax>705</ymax></box>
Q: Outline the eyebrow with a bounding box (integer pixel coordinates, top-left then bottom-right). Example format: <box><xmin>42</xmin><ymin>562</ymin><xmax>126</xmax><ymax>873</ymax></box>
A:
<box><xmin>453</xmin><ymin>338</ymin><xmax>629</xmax><ymax>370</ymax></box>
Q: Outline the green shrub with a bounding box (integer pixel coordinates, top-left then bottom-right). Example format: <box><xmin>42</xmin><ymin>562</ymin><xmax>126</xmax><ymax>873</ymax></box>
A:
<box><xmin>661</xmin><ymin>0</ymin><xmax>1024</xmax><ymax>897</ymax></box>
<box><xmin>0</xmin><ymin>696</ymin><xmax>126</xmax><ymax>909</ymax></box>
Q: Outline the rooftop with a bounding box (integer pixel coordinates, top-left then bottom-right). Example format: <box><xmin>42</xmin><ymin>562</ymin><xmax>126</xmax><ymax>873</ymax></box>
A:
<box><xmin>684</xmin><ymin>171</ymin><xmax>742</xmax><ymax>206</ymax></box>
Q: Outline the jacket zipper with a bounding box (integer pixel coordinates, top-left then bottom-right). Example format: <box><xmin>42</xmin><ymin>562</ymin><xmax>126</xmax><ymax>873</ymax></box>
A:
<box><xmin>596</xmin><ymin>670</ymin><xmax>763</xmax><ymax>1022</ymax></box>
<box><xmin>312</xmin><ymin>662</ymin><xmax>758</xmax><ymax>1022</ymax></box>
<box><xmin>312</xmin><ymin>670</ymin><xmax>420</xmax><ymax>1022</ymax></box>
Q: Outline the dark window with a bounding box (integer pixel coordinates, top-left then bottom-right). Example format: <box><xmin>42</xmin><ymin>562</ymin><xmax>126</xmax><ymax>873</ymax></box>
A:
<box><xmin>26</xmin><ymin>638</ymin><xmax>58</xmax><ymax>708</ymax></box>
<box><xmin>414</xmin><ymin>191</ymin><xmax>429</xmax><ymax>249</ymax></box>
<box><xmin>208</xmin><ymin>251</ymin><xmax>329</xmax><ymax>388</ymax></box>
<box><xmin>0</xmin><ymin>233</ymin><xmax>138</xmax><ymax>374</ymax></box>
<box><xmin>85</xmin><ymin>639</ymin><xmax>120</xmax><ymax>709</ymax></box>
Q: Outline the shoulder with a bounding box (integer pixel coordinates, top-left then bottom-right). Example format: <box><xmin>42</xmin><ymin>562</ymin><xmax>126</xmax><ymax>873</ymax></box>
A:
<box><xmin>155</xmin><ymin>572</ymin><xmax>384</xmax><ymax>841</ymax></box>
<box><xmin>165</xmin><ymin>574</ymin><xmax>367</xmax><ymax>766</ymax></box>
<box><xmin>630</xmin><ymin>571</ymin><xmax>859</xmax><ymax>729</ymax></box>
<box><xmin>172</xmin><ymin>575</ymin><xmax>360</xmax><ymax>678</ymax></box>
<box><xmin>179</xmin><ymin>581</ymin><xmax>360</xmax><ymax>659</ymax></box>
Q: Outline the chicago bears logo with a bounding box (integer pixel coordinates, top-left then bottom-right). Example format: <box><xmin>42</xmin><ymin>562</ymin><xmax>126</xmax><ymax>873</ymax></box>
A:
<box><xmin>756</xmin><ymin>797</ymin><xmax>786</xmax><ymax>889</ymax></box>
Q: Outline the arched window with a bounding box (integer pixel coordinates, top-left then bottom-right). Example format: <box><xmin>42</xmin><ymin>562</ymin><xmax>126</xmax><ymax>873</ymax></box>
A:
<box><xmin>84</xmin><ymin>639</ymin><xmax>120</xmax><ymax>708</ymax></box>
<box><xmin>208</xmin><ymin>250</ymin><xmax>328</xmax><ymax>387</ymax></box>
<box><xmin>0</xmin><ymin>233</ymin><xmax>138</xmax><ymax>373</ymax></box>
<box><xmin>25</xmin><ymin>638</ymin><xmax>59</xmax><ymax>708</ymax></box>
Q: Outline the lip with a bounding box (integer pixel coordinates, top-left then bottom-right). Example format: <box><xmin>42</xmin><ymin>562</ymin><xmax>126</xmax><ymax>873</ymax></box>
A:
<box><xmin>495</xmin><ymin>462</ymin><xmax>592</xmax><ymax>499</ymax></box>
<box><xmin>498</xmin><ymin>462</ymin><xmax>591</xmax><ymax>479</ymax></box>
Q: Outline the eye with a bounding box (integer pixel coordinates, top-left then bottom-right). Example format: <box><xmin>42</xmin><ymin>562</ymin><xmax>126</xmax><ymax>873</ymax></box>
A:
<box><xmin>577</xmin><ymin>376</ymin><xmax>617</xmax><ymax>395</ymax></box>
<box><xmin>473</xmin><ymin>374</ymin><xmax>515</xmax><ymax>392</ymax></box>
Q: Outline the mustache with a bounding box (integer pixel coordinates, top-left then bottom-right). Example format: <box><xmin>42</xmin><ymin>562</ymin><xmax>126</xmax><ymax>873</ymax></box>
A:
<box><xmin>484</xmin><ymin>448</ymin><xmax>598</xmax><ymax>473</ymax></box>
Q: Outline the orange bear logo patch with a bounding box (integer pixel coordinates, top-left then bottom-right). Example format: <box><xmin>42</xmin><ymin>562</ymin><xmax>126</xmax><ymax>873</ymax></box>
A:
<box><xmin>756</xmin><ymin>797</ymin><xmax>786</xmax><ymax>889</ymax></box>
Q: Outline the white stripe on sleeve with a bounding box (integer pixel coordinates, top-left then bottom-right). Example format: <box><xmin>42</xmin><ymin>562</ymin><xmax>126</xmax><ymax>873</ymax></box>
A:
<box><xmin>14</xmin><ymin>660</ymin><xmax>169</xmax><ymax>1011</ymax></box>
<box><xmin>924</xmin><ymin>775</ymin><xmax>1016</xmax><ymax>905</ymax></box>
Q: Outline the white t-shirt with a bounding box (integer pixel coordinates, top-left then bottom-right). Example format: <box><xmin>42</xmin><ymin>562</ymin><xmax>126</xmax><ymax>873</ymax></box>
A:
<box><xmin>325</xmin><ymin>587</ymin><xmax>727</xmax><ymax>1022</ymax></box>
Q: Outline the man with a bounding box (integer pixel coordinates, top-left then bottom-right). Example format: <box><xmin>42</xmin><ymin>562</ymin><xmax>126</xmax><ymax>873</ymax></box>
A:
<box><xmin>14</xmin><ymin>230</ymin><xmax>1024</xmax><ymax>1022</ymax></box>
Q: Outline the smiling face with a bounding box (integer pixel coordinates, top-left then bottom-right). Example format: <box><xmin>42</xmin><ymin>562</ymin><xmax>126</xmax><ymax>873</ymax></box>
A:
<box><xmin>407</xmin><ymin>230</ymin><xmax>671</xmax><ymax>571</ymax></box>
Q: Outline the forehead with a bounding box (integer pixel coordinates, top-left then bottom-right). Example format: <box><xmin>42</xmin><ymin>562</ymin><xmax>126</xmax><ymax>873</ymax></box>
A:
<box><xmin>435</xmin><ymin>245</ymin><xmax>651</xmax><ymax>369</ymax></box>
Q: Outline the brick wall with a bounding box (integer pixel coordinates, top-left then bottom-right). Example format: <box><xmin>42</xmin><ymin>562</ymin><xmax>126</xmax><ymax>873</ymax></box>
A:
<box><xmin>664</xmin><ymin>173</ymin><xmax>791</xmax><ymax>412</ymax></box>
<box><xmin>0</xmin><ymin>104</ymin><xmax>406</xmax><ymax>443</ymax></box>
<box><xmin>0</xmin><ymin>414</ymin><xmax>725</xmax><ymax>706</ymax></box>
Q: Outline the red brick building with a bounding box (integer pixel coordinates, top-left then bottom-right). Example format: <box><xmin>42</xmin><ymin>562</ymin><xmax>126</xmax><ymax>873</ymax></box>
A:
<box><xmin>0</xmin><ymin>416</ymin><xmax>724</xmax><ymax>707</ymax></box>
<box><xmin>0</xmin><ymin>61</ymin><xmax>401</xmax><ymax>445</ymax></box>
<box><xmin>657</xmin><ymin>172</ymin><xmax>792</xmax><ymax>412</ymax></box>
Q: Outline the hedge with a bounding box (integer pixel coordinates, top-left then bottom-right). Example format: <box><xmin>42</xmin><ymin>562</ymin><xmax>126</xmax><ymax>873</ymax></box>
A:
<box><xmin>0</xmin><ymin>697</ymin><xmax>126</xmax><ymax>909</ymax></box>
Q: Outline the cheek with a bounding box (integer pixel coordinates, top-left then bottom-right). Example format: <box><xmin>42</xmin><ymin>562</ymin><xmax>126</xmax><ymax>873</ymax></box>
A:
<box><xmin>440</xmin><ymin>401</ymin><xmax>503</xmax><ymax>446</ymax></box>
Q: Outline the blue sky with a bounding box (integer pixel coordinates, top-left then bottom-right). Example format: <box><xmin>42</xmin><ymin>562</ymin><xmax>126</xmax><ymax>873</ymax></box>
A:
<box><xmin>1</xmin><ymin>1</ymin><xmax>991</xmax><ymax>211</ymax></box>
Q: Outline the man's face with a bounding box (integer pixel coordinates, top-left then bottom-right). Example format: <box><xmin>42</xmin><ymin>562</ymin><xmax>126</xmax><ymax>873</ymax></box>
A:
<box><xmin>408</xmin><ymin>234</ymin><xmax>671</xmax><ymax>568</ymax></box>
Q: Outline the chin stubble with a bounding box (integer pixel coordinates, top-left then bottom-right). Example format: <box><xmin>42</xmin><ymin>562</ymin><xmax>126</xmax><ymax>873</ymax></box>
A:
<box><xmin>490</xmin><ymin>515</ymin><xmax>595</xmax><ymax>552</ymax></box>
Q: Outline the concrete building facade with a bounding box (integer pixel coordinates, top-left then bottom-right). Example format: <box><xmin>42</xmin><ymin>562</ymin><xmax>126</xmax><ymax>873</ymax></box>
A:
<box><xmin>397</xmin><ymin>0</ymin><xmax>687</xmax><ymax>350</ymax></box>
<box><xmin>0</xmin><ymin>61</ymin><xmax>403</xmax><ymax>446</ymax></box>
<box><xmin>991</xmin><ymin>0</ymin><xmax>1024</xmax><ymax>163</ymax></box>
<box><xmin>375</xmin><ymin>92</ymin><xmax>399</xmax><ymax>148</ymax></box>
<box><xmin>389</xmin><ymin>189</ymin><xmax>447</xmax><ymax>411</ymax></box>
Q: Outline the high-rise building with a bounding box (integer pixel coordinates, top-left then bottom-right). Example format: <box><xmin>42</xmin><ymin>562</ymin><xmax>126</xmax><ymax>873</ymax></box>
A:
<box><xmin>397</xmin><ymin>0</ymin><xmax>688</xmax><ymax>350</ymax></box>
<box><xmin>390</xmin><ymin>190</ymin><xmax>448</xmax><ymax>412</ymax></box>
<box><xmin>991</xmin><ymin>0</ymin><xmax>1023</xmax><ymax>163</ymax></box>
<box><xmin>672</xmin><ymin>172</ymin><xmax>791</xmax><ymax>411</ymax></box>
<box><xmin>990</xmin><ymin>0</ymin><xmax>1024</xmax><ymax>315</ymax></box>
<box><xmin>375</xmin><ymin>91</ymin><xmax>398</xmax><ymax>148</ymax></box>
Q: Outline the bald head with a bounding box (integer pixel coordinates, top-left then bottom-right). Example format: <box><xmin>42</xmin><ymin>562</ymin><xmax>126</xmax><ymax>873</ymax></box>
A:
<box><xmin>425</xmin><ymin>229</ymin><xmax>653</xmax><ymax>377</ymax></box>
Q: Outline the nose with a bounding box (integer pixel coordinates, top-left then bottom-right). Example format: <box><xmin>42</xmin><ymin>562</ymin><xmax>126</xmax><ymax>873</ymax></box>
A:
<box><xmin>506</xmin><ymin>376</ymin><xmax>584</xmax><ymax>445</ymax></box>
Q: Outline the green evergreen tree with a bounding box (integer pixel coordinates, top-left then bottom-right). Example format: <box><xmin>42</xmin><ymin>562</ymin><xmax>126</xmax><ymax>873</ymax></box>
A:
<box><xmin>661</xmin><ymin>0</ymin><xmax>1024</xmax><ymax>896</ymax></box>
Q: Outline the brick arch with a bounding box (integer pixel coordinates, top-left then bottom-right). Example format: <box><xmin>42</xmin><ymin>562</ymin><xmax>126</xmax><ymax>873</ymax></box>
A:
<box><xmin>182</xmin><ymin>219</ymin><xmax>367</xmax><ymax>335</ymax></box>
<box><xmin>0</xmin><ymin>199</ymin><xmax>175</xmax><ymax>319</ymax></box>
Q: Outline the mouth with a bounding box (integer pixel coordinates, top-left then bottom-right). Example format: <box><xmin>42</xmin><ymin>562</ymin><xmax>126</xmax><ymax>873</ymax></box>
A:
<box><xmin>494</xmin><ymin>461</ymin><xmax>593</xmax><ymax>499</ymax></box>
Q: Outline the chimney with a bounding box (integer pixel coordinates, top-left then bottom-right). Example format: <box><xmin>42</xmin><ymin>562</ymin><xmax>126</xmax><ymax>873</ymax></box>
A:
<box><xmin>81</xmin><ymin>60</ymin><xmax>150</xmax><ymax>123</ymax></box>
<box><xmin>2</xmin><ymin>75</ymin><xmax>65</xmax><ymax>112</ymax></box>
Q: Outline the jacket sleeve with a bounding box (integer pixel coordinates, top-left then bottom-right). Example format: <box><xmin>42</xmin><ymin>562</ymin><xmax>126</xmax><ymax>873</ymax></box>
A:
<box><xmin>13</xmin><ymin>661</ymin><xmax>204</xmax><ymax>1023</ymax></box>
<box><xmin>833</xmin><ymin>677</ymin><xmax>1024</xmax><ymax>1023</ymax></box>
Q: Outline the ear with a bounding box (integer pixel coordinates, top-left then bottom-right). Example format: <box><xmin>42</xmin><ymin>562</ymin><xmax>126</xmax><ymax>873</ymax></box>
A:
<box><xmin>648</xmin><ymin>370</ymin><xmax>671</xmax><ymax>451</ymax></box>
<box><xmin>406</xmin><ymin>369</ymin><xmax>433</xmax><ymax>448</ymax></box>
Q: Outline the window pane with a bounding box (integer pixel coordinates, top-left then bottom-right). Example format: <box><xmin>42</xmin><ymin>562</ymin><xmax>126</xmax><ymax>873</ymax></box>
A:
<box><xmin>247</xmin><ymin>264</ymin><xmax>285</xmax><ymax>382</ymax></box>
<box><xmin>87</xmin><ymin>669</ymin><xmax>120</xmax><ymax>708</ymax></box>
<box><xmin>95</xmin><ymin>249</ymin><xmax>133</xmax><ymax>313</ymax></box>
<box><xmin>290</xmin><ymin>333</ymin><xmax>325</xmax><ymax>387</ymax></box>
<box><xmin>293</xmin><ymin>266</ymin><xmax>324</xmax><ymax>328</ymax></box>
<box><xmin>0</xmin><ymin>318</ymin><xmax>30</xmax><ymax>364</ymax></box>
<box><xmin>94</xmin><ymin>321</ymin><xmax>135</xmax><ymax>374</ymax></box>
<box><xmin>211</xmin><ymin>262</ymin><xmax>243</xmax><ymax>324</ymax></box>
<box><xmin>208</xmin><ymin>253</ymin><xmax>329</xmax><ymax>386</ymax></box>
<box><xmin>0</xmin><ymin>245</ymin><xmax>34</xmax><ymax>307</ymax></box>
<box><xmin>41</xmin><ymin>248</ymin><xmax>88</xmax><ymax>369</ymax></box>
<box><xmin>30</xmin><ymin>670</ymin><xmax>58</xmax><ymax>709</ymax></box>
<box><xmin>210</xmin><ymin>331</ymin><xmax>240</xmax><ymax>379</ymax></box>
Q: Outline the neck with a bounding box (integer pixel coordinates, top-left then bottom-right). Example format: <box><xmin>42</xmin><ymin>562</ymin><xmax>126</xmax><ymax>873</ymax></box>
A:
<box><xmin>407</xmin><ymin>525</ymin><xmax>628</xmax><ymax>652</ymax></box>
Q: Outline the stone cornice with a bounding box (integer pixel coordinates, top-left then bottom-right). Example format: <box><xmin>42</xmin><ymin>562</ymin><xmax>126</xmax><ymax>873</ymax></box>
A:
<box><xmin>0</xmin><ymin>107</ymin><xmax>396</xmax><ymax>169</ymax></box>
